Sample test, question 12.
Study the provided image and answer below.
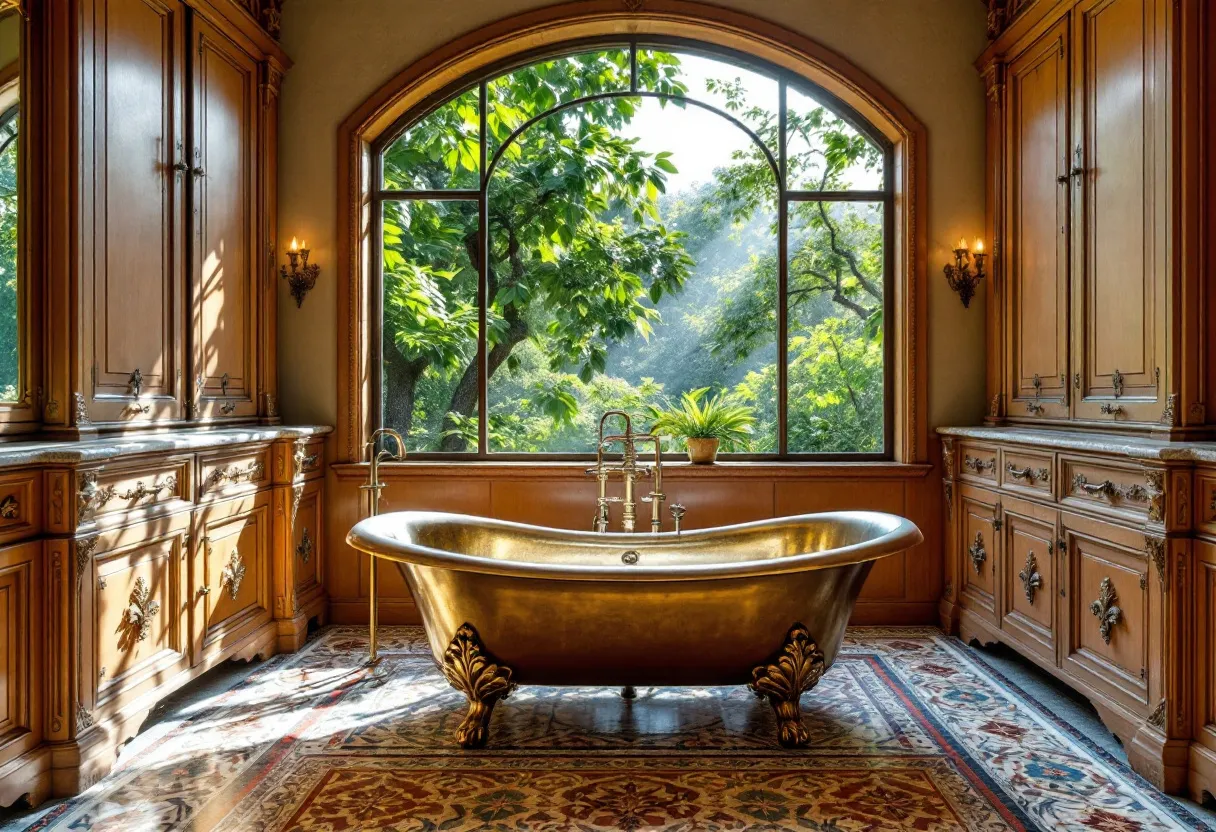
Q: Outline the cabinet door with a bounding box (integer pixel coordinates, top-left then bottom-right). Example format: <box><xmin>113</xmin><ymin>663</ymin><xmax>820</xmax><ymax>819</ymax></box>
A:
<box><xmin>1060</xmin><ymin>512</ymin><xmax>1151</xmax><ymax>715</ymax></box>
<box><xmin>1006</xmin><ymin>14</ymin><xmax>1071</xmax><ymax>421</ymax></box>
<box><xmin>999</xmin><ymin>496</ymin><xmax>1059</xmax><ymax>665</ymax></box>
<box><xmin>0</xmin><ymin>540</ymin><xmax>42</xmax><ymax>805</ymax></box>
<box><xmin>192</xmin><ymin>492</ymin><xmax>271</xmax><ymax>664</ymax></box>
<box><xmin>81</xmin><ymin>0</ymin><xmax>186</xmax><ymax>425</ymax></box>
<box><xmin>958</xmin><ymin>485</ymin><xmax>1000</xmax><ymax>624</ymax></box>
<box><xmin>191</xmin><ymin>15</ymin><xmax>258</xmax><ymax>420</ymax></box>
<box><xmin>1071</xmin><ymin>0</ymin><xmax>1167</xmax><ymax>423</ymax></box>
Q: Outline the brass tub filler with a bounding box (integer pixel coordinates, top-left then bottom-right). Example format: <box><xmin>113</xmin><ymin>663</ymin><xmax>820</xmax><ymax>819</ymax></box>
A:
<box><xmin>350</xmin><ymin>417</ymin><xmax>923</xmax><ymax>748</ymax></box>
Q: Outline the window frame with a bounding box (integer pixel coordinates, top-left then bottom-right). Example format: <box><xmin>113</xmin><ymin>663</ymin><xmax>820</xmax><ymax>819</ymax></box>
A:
<box><xmin>369</xmin><ymin>36</ymin><xmax>897</xmax><ymax>462</ymax></box>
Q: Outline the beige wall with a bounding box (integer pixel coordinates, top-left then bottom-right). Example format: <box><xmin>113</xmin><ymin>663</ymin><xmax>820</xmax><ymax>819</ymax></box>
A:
<box><xmin>276</xmin><ymin>0</ymin><xmax>989</xmax><ymax>433</ymax></box>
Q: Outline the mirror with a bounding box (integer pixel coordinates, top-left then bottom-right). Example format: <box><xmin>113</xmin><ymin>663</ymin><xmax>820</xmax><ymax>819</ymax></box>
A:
<box><xmin>0</xmin><ymin>7</ymin><xmax>19</xmax><ymax>403</ymax></box>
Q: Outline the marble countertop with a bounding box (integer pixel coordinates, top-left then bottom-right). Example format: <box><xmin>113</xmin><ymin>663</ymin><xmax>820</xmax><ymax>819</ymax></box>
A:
<box><xmin>936</xmin><ymin>425</ymin><xmax>1216</xmax><ymax>463</ymax></box>
<box><xmin>0</xmin><ymin>425</ymin><xmax>332</xmax><ymax>469</ymax></box>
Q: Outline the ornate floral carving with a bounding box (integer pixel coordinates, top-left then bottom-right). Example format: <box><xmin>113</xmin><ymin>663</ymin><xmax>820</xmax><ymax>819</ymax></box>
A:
<box><xmin>76</xmin><ymin>704</ymin><xmax>94</xmax><ymax>733</ymax></box>
<box><xmin>968</xmin><ymin>532</ymin><xmax>987</xmax><ymax>574</ymax></box>
<box><xmin>220</xmin><ymin>549</ymin><xmax>247</xmax><ymax>601</ymax></box>
<box><xmin>73</xmin><ymin>392</ymin><xmax>92</xmax><ymax>426</ymax></box>
<box><xmin>750</xmin><ymin>623</ymin><xmax>826</xmax><ymax>748</ymax></box>
<box><xmin>297</xmin><ymin>528</ymin><xmax>313</xmax><ymax>564</ymax></box>
<box><xmin>265</xmin><ymin>393</ymin><xmax>278</xmax><ymax>417</ymax></box>
<box><xmin>123</xmin><ymin>577</ymin><xmax>161</xmax><ymax>644</ymax></box>
<box><xmin>941</xmin><ymin>439</ymin><xmax>955</xmax><ymax>474</ymax></box>
<box><xmin>1147</xmin><ymin>699</ymin><xmax>1166</xmax><ymax>730</ymax></box>
<box><xmin>0</xmin><ymin>494</ymin><xmax>18</xmax><ymax>518</ymax></box>
<box><xmin>943</xmin><ymin>481</ymin><xmax>953</xmax><ymax>519</ymax></box>
<box><xmin>77</xmin><ymin>471</ymin><xmax>114</xmax><ymax>522</ymax></box>
<box><xmin>441</xmin><ymin>623</ymin><xmax>517</xmax><ymax>748</ymax></box>
<box><xmin>1145</xmin><ymin>535</ymin><xmax>1166</xmax><ymax>588</ymax></box>
<box><xmin>1018</xmin><ymin>551</ymin><xmax>1042</xmax><ymax>603</ymax></box>
<box><xmin>1089</xmin><ymin>577</ymin><xmax>1122</xmax><ymax>645</ymax></box>
<box><xmin>1145</xmin><ymin>470</ymin><xmax>1165</xmax><ymax>524</ymax></box>
<box><xmin>75</xmin><ymin>535</ymin><xmax>99</xmax><ymax>593</ymax></box>
<box><xmin>1159</xmin><ymin>393</ymin><xmax>1178</xmax><ymax>426</ymax></box>
<box><xmin>988</xmin><ymin>392</ymin><xmax>1001</xmax><ymax>418</ymax></box>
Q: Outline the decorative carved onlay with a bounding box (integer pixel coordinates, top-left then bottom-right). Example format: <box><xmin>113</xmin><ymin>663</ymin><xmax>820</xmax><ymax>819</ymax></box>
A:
<box><xmin>1145</xmin><ymin>535</ymin><xmax>1166</xmax><ymax>588</ymax></box>
<box><xmin>73</xmin><ymin>392</ymin><xmax>92</xmax><ymax>425</ymax></box>
<box><xmin>943</xmin><ymin>481</ymin><xmax>953</xmax><ymax>519</ymax></box>
<box><xmin>988</xmin><ymin>393</ymin><xmax>1001</xmax><ymax>418</ymax></box>
<box><xmin>1018</xmin><ymin>551</ymin><xmax>1042</xmax><ymax>603</ymax></box>
<box><xmin>206</xmin><ymin>460</ymin><xmax>265</xmax><ymax>489</ymax></box>
<box><xmin>294</xmin><ymin>440</ymin><xmax>319</xmax><ymax>472</ymax></box>
<box><xmin>1089</xmin><ymin>577</ymin><xmax>1122</xmax><ymax>645</ymax></box>
<box><xmin>941</xmin><ymin>439</ymin><xmax>955</xmax><ymax>474</ymax></box>
<box><xmin>1147</xmin><ymin>699</ymin><xmax>1166</xmax><ymax>730</ymax></box>
<box><xmin>128</xmin><ymin>368</ymin><xmax>143</xmax><ymax>397</ymax></box>
<box><xmin>123</xmin><ymin>577</ymin><xmax>161</xmax><ymax>643</ymax></box>
<box><xmin>963</xmin><ymin>455</ymin><xmax>995</xmax><ymax>474</ymax></box>
<box><xmin>441</xmin><ymin>623</ymin><xmax>518</xmax><ymax>749</ymax></box>
<box><xmin>986</xmin><ymin>0</ymin><xmax>1007</xmax><ymax>39</ymax></box>
<box><xmin>968</xmin><ymin>532</ymin><xmax>987</xmax><ymax>574</ymax></box>
<box><xmin>1006</xmin><ymin>462</ymin><xmax>1049</xmax><ymax>483</ymax></box>
<box><xmin>0</xmin><ymin>494</ymin><xmax>18</xmax><ymax>519</ymax></box>
<box><xmin>265</xmin><ymin>393</ymin><xmax>278</xmax><ymax>417</ymax></box>
<box><xmin>621</xmin><ymin>0</ymin><xmax>645</xmax><ymax>10</ymax></box>
<box><xmin>235</xmin><ymin>0</ymin><xmax>283</xmax><ymax>38</ymax></box>
<box><xmin>750</xmin><ymin>623</ymin><xmax>826</xmax><ymax>748</ymax></box>
<box><xmin>1159</xmin><ymin>393</ymin><xmax>1178</xmax><ymax>426</ymax></box>
<box><xmin>220</xmin><ymin>548</ymin><xmax>247</xmax><ymax>601</ymax></box>
<box><xmin>74</xmin><ymin>535</ymin><xmax>99</xmax><ymax>592</ymax></box>
<box><xmin>77</xmin><ymin>471</ymin><xmax>110</xmax><ymax>522</ymax></box>
<box><xmin>297</xmin><ymin>527</ymin><xmax>313</xmax><ymax>563</ymax></box>
<box><xmin>76</xmin><ymin>703</ymin><xmax>95</xmax><ymax>733</ymax></box>
<box><xmin>1145</xmin><ymin>470</ymin><xmax>1165</xmax><ymax>524</ymax></box>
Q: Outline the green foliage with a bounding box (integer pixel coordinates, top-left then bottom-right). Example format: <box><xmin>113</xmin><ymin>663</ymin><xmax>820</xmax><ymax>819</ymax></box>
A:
<box><xmin>381</xmin><ymin>49</ymin><xmax>886</xmax><ymax>455</ymax></box>
<box><xmin>647</xmin><ymin>387</ymin><xmax>756</xmax><ymax>450</ymax></box>
<box><xmin>0</xmin><ymin>109</ymin><xmax>18</xmax><ymax>402</ymax></box>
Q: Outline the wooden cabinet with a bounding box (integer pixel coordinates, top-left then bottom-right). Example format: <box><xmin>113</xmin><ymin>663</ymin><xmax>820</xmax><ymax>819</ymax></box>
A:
<box><xmin>958</xmin><ymin>485</ymin><xmax>1000</xmax><ymax>626</ymax></box>
<box><xmin>192</xmin><ymin>492</ymin><xmax>271</xmax><ymax>664</ymax></box>
<box><xmin>191</xmin><ymin>16</ymin><xmax>260</xmax><ymax>420</ymax></box>
<box><xmin>79</xmin><ymin>0</ymin><xmax>187</xmax><ymax>426</ymax></box>
<box><xmin>999</xmin><ymin>496</ymin><xmax>1058</xmax><ymax>664</ymax></box>
<box><xmin>0</xmin><ymin>540</ymin><xmax>44</xmax><ymax>808</ymax></box>
<box><xmin>56</xmin><ymin>0</ymin><xmax>287</xmax><ymax>433</ymax></box>
<box><xmin>1070</xmin><ymin>0</ymin><xmax>1167</xmax><ymax>425</ymax></box>
<box><xmin>983</xmin><ymin>0</ymin><xmax>1200</xmax><ymax>434</ymax></box>
<box><xmin>1005</xmin><ymin>13</ymin><xmax>1070</xmax><ymax>422</ymax></box>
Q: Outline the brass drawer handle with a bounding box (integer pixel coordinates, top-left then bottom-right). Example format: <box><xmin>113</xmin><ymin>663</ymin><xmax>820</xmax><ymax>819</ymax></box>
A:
<box><xmin>1089</xmin><ymin>577</ymin><xmax>1122</xmax><ymax>645</ymax></box>
<box><xmin>1006</xmin><ymin>463</ymin><xmax>1049</xmax><ymax>483</ymax></box>
<box><xmin>116</xmin><ymin>476</ymin><xmax>177</xmax><ymax>502</ymax></box>
<box><xmin>1071</xmin><ymin>473</ymin><xmax>1149</xmax><ymax>504</ymax></box>
<box><xmin>963</xmin><ymin>455</ymin><xmax>995</xmax><ymax>474</ymax></box>
<box><xmin>0</xmin><ymin>494</ymin><xmax>18</xmax><ymax>518</ymax></box>
<box><xmin>206</xmin><ymin>460</ymin><xmax>265</xmax><ymax>488</ymax></box>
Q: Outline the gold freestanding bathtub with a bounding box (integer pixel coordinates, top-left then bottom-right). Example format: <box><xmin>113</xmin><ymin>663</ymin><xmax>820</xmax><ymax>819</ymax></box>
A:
<box><xmin>346</xmin><ymin>510</ymin><xmax>923</xmax><ymax>749</ymax></box>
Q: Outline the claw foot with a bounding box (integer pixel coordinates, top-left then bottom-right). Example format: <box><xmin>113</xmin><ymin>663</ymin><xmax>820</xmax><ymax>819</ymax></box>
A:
<box><xmin>750</xmin><ymin>623</ymin><xmax>825</xmax><ymax>749</ymax></box>
<box><xmin>441</xmin><ymin>623</ymin><xmax>517</xmax><ymax>749</ymax></box>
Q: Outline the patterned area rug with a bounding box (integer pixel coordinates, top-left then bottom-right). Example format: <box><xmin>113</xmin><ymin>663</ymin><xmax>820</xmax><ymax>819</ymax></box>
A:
<box><xmin>16</xmin><ymin>626</ymin><xmax>1212</xmax><ymax>831</ymax></box>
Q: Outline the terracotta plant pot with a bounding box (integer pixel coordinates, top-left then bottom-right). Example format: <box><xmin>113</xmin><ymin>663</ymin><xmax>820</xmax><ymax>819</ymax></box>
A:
<box><xmin>685</xmin><ymin>437</ymin><xmax>720</xmax><ymax>464</ymax></box>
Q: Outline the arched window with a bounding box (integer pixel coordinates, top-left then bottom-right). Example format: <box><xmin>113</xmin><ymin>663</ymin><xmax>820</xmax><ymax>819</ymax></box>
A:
<box><xmin>372</xmin><ymin>40</ymin><xmax>893</xmax><ymax>459</ymax></box>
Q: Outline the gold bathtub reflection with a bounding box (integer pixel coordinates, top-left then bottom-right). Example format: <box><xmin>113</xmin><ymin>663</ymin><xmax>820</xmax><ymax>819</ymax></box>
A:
<box><xmin>346</xmin><ymin>510</ymin><xmax>923</xmax><ymax>748</ymax></box>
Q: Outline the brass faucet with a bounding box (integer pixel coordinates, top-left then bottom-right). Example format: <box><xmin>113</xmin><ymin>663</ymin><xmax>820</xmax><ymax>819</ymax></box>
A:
<box><xmin>587</xmin><ymin>411</ymin><xmax>671</xmax><ymax>533</ymax></box>
<box><xmin>361</xmin><ymin>428</ymin><xmax>406</xmax><ymax>664</ymax></box>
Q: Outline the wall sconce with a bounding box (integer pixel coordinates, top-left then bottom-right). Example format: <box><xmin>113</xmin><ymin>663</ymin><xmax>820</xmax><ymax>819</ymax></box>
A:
<box><xmin>943</xmin><ymin>238</ymin><xmax>986</xmax><ymax>308</ymax></box>
<box><xmin>280</xmin><ymin>237</ymin><xmax>320</xmax><ymax>307</ymax></box>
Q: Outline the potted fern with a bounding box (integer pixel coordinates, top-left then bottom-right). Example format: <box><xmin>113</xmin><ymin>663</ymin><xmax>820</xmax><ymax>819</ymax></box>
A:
<box><xmin>648</xmin><ymin>388</ymin><xmax>756</xmax><ymax>464</ymax></box>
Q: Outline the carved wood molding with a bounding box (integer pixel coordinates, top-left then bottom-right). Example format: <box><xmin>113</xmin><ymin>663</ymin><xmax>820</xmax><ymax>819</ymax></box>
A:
<box><xmin>985</xmin><ymin>0</ymin><xmax>1035</xmax><ymax>41</ymax></box>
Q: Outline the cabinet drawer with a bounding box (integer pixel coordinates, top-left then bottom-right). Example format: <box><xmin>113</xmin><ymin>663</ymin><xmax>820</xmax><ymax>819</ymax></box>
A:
<box><xmin>77</xmin><ymin>457</ymin><xmax>191</xmax><ymax>527</ymax></box>
<box><xmin>271</xmin><ymin>437</ymin><xmax>324</xmax><ymax>484</ymax></box>
<box><xmin>958</xmin><ymin>486</ymin><xmax>999</xmax><ymax>622</ymax></box>
<box><xmin>958</xmin><ymin>442</ymin><xmax>999</xmax><ymax>485</ymax></box>
<box><xmin>193</xmin><ymin>492</ymin><xmax>271</xmax><ymax>663</ymax></box>
<box><xmin>197</xmin><ymin>447</ymin><xmax>269</xmax><ymax>501</ymax></box>
<box><xmin>92</xmin><ymin>526</ymin><xmax>190</xmax><ymax>711</ymax></box>
<box><xmin>1060</xmin><ymin>456</ymin><xmax>1163</xmax><ymax>525</ymax></box>
<box><xmin>0</xmin><ymin>470</ymin><xmax>40</xmax><ymax>545</ymax></box>
<box><xmin>1000</xmin><ymin>449</ymin><xmax>1054</xmax><ymax>498</ymax></box>
<box><xmin>1061</xmin><ymin>517</ymin><xmax>1151</xmax><ymax>715</ymax></box>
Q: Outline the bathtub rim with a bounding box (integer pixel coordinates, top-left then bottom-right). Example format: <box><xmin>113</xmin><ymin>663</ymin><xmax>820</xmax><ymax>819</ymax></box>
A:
<box><xmin>346</xmin><ymin>510</ymin><xmax>923</xmax><ymax>582</ymax></box>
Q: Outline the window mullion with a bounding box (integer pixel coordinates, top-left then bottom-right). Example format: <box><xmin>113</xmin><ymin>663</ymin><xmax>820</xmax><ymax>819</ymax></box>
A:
<box><xmin>777</xmin><ymin>81</ymin><xmax>788</xmax><ymax>458</ymax></box>
<box><xmin>478</xmin><ymin>81</ymin><xmax>489</xmax><ymax>456</ymax></box>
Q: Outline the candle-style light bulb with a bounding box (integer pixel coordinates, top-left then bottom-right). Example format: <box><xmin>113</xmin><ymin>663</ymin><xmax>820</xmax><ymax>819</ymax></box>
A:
<box><xmin>289</xmin><ymin>237</ymin><xmax>299</xmax><ymax>253</ymax></box>
<box><xmin>957</xmin><ymin>238</ymin><xmax>968</xmax><ymax>252</ymax></box>
<box><xmin>973</xmin><ymin>238</ymin><xmax>984</xmax><ymax>253</ymax></box>
<box><xmin>301</xmin><ymin>240</ymin><xmax>308</xmax><ymax>251</ymax></box>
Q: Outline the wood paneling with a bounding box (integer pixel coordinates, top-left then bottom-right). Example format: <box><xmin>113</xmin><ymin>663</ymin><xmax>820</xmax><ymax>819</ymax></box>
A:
<box><xmin>81</xmin><ymin>0</ymin><xmax>186</xmax><ymax>425</ymax></box>
<box><xmin>959</xmin><ymin>485</ymin><xmax>999</xmax><ymax>622</ymax></box>
<box><xmin>192</xmin><ymin>492</ymin><xmax>271</xmax><ymax>662</ymax></box>
<box><xmin>1006</xmin><ymin>13</ymin><xmax>1070</xmax><ymax>420</ymax></box>
<box><xmin>0</xmin><ymin>541</ymin><xmax>43</xmax><ymax>808</ymax></box>
<box><xmin>192</xmin><ymin>15</ymin><xmax>259</xmax><ymax>420</ymax></box>
<box><xmin>999</xmin><ymin>496</ymin><xmax>1057</xmax><ymax>663</ymax></box>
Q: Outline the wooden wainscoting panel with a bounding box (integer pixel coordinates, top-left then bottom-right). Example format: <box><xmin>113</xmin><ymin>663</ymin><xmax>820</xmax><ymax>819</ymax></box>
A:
<box><xmin>1193</xmin><ymin>540</ymin><xmax>1216</xmax><ymax>801</ymax></box>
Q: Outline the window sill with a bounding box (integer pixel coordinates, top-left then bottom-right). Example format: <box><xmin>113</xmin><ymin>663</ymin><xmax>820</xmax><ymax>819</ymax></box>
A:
<box><xmin>331</xmin><ymin>460</ymin><xmax>932</xmax><ymax>481</ymax></box>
